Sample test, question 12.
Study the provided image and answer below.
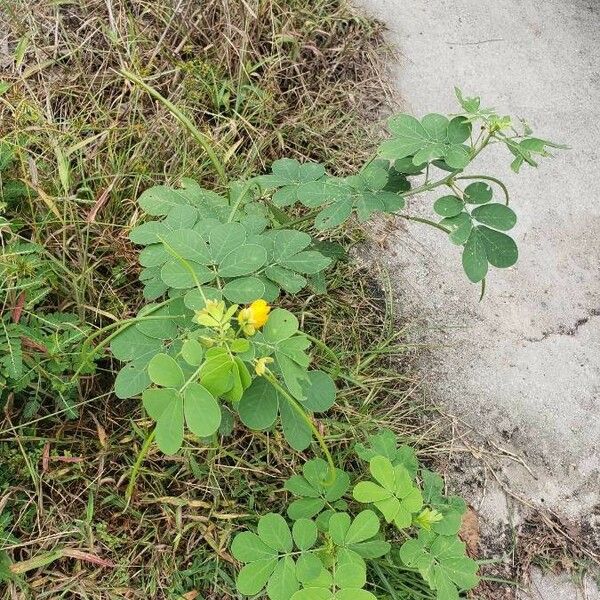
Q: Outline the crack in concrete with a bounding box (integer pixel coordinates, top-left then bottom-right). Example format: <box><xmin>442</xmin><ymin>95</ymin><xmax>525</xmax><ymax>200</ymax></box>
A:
<box><xmin>525</xmin><ymin>308</ymin><xmax>600</xmax><ymax>342</ymax></box>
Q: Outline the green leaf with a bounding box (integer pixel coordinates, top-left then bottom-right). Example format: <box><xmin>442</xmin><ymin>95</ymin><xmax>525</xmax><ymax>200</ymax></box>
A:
<box><xmin>471</xmin><ymin>203</ymin><xmax>516</xmax><ymax>231</ymax></box>
<box><xmin>181</xmin><ymin>339</ymin><xmax>204</xmax><ymax>366</ymax></box>
<box><xmin>258</xmin><ymin>513</ymin><xmax>293</xmax><ymax>553</ymax></box>
<box><xmin>355</xmin><ymin>429</ymin><xmax>397</xmax><ymax>462</ymax></box>
<box><xmin>296</xmin><ymin>553</ymin><xmax>323</xmax><ymax>583</ymax></box>
<box><xmin>286</xmin><ymin>476</ymin><xmax>321</xmax><ymax>499</ymax></box>
<box><xmin>237</xmin><ymin>558</ymin><xmax>278</xmax><ymax>596</ymax></box>
<box><xmin>114</xmin><ymin>363</ymin><xmax>151</xmax><ymax>399</ymax></box>
<box><xmin>163</xmin><ymin>204</ymin><xmax>198</xmax><ymax>230</ymax></box>
<box><xmin>433</xmin><ymin>195</ymin><xmax>463</xmax><ymax>217</ymax></box>
<box><xmin>478</xmin><ymin>226</ymin><xmax>518</xmax><ymax>268</ymax></box>
<box><xmin>421</xmin><ymin>114</ymin><xmax>449</xmax><ymax>142</ymax></box>
<box><xmin>165</xmin><ymin>229</ymin><xmax>212</xmax><ymax>264</ymax></box>
<box><xmin>441</xmin><ymin>212</ymin><xmax>472</xmax><ymax>245</ymax></box>
<box><xmin>370</xmin><ymin>456</ymin><xmax>396</xmax><ymax>490</ymax></box>
<box><xmin>399</xmin><ymin>531</ymin><xmax>479</xmax><ymax>598</ymax></box>
<box><xmin>138</xmin><ymin>185</ymin><xmax>188</xmax><ymax>215</ymax></box>
<box><xmin>154</xmin><ymin>391</ymin><xmax>184</xmax><ymax>454</ymax></box>
<box><xmin>232</xmin><ymin>532</ymin><xmax>278</xmax><ymax>562</ymax></box>
<box><xmin>129</xmin><ymin>221</ymin><xmax>170</xmax><ymax>245</ymax></box>
<box><xmin>277</xmin><ymin>353</ymin><xmax>310</xmax><ymax>400</ymax></box>
<box><xmin>335</xmin><ymin>548</ymin><xmax>367</xmax><ymax>589</ymax></box>
<box><xmin>336</xmin><ymin>590</ymin><xmax>377</xmax><ymax>600</ymax></box>
<box><xmin>273</xmin><ymin>230</ymin><xmax>311</xmax><ymax>258</ymax></box>
<box><xmin>360</xmin><ymin>163</ymin><xmax>388</xmax><ymax>189</ymax></box>
<box><xmin>262</xmin><ymin>309</ymin><xmax>298</xmax><ymax>342</ymax></box>
<box><xmin>184</xmin><ymin>382</ymin><xmax>221</xmax><ymax>437</ymax></box>
<box><xmin>135</xmin><ymin>307</ymin><xmax>178</xmax><ymax>340</ymax></box>
<box><xmin>288</xmin><ymin>498</ymin><xmax>326</xmax><ymax>520</ymax></box>
<box><xmin>209</xmin><ymin>222</ymin><xmax>246</xmax><ymax>262</ymax></box>
<box><xmin>297</xmin><ymin>179</ymin><xmax>351</xmax><ymax>209</ymax></box>
<box><xmin>183</xmin><ymin>287</ymin><xmax>222</xmax><ymax>310</ymax></box>
<box><xmin>292</xmin><ymin>519</ymin><xmax>318</xmax><ymax>550</ymax></box>
<box><xmin>394</xmin><ymin>156</ymin><xmax>425</xmax><ymax>175</ymax></box>
<box><xmin>142</xmin><ymin>387</ymin><xmax>178</xmax><ymax>421</ymax></box>
<box><xmin>198</xmin><ymin>350</ymin><xmax>234</xmax><ymax>397</ymax></box>
<box><xmin>314</xmin><ymin>200</ymin><xmax>352</xmax><ymax>230</ymax></box>
<box><xmin>238</xmin><ymin>378</ymin><xmax>280</xmax><ymax>430</ymax></box>
<box><xmin>265</xmin><ymin>265</ymin><xmax>307</xmax><ymax>294</ymax></box>
<box><xmin>267</xmin><ymin>556</ymin><xmax>299</xmax><ymax>600</ymax></box>
<box><xmin>381</xmin><ymin>114</ymin><xmax>429</xmax><ymax>159</ymax></box>
<box><xmin>139</xmin><ymin>244</ymin><xmax>169</xmax><ymax>267</ymax></box>
<box><xmin>272</xmin><ymin>158</ymin><xmax>300</xmax><ymax>180</ymax></box>
<box><xmin>328</xmin><ymin>512</ymin><xmax>351</xmax><ymax>545</ymax></box>
<box><xmin>447</xmin><ymin>117</ymin><xmax>471</xmax><ymax>144</ymax></box>
<box><xmin>349</xmin><ymin>539</ymin><xmax>391</xmax><ymax>559</ymax></box>
<box><xmin>299</xmin><ymin>162</ymin><xmax>326</xmax><ymax>182</ymax></box>
<box><xmin>279</xmin><ymin>251</ymin><xmax>331</xmax><ymax>275</ymax></box>
<box><xmin>111</xmin><ymin>326</ymin><xmax>162</xmax><ymax>363</ymax></box>
<box><xmin>273</xmin><ymin>186</ymin><xmax>299</xmax><ymax>206</ymax></box>
<box><xmin>444</xmin><ymin>145</ymin><xmax>471</xmax><ymax>169</ymax></box>
<box><xmin>280</xmin><ymin>397</ymin><xmax>312</xmax><ymax>451</ymax></box>
<box><xmin>345</xmin><ymin>510</ymin><xmax>380</xmax><ymax>544</ymax></box>
<box><xmin>299</xmin><ymin>371</ymin><xmax>336</xmax><ymax>412</ymax></box>
<box><xmin>354</xmin><ymin>458</ymin><xmax>423</xmax><ymax>529</ymax></box>
<box><xmin>160</xmin><ymin>259</ymin><xmax>214</xmax><ymax>289</ymax></box>
<box><xmin>353</xmin><ymin>481</ymin><xmax>392</xmax><ymax>503</ymax></box>
<box><xmin>218</xmin><ymin>244</ymin><xmax>267</xmax><ymax>277</ymax></box>
<box><xmin>147</xmin><ymin>353</ymin><xmax>185</xmax><ymax>388</ymax></box>
<box><xmin>222</xmin><ymin>276</ymin><xmax>266</xmax><ymax>303</ymax></box>
<box><xmin>463</xmin><ymin>181</ymin><xmax>493</xmax><ymax>204</ymax></box>
<box><xmin>462</xmin><ymin>228</ymin><xmax>488</xmax><ymax>283</ymax></box>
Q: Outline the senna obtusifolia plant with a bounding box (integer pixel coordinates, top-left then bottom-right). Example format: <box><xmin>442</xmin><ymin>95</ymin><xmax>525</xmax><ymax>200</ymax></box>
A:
<box><xmin>102</xmin><ymin>88</ymin><xmax>562</xmax><ymax>599</ymax></box>
<box><xmin>231</xmin><ymin>430</ymin><xmax>478</xmax><ymax>600</ymax></box>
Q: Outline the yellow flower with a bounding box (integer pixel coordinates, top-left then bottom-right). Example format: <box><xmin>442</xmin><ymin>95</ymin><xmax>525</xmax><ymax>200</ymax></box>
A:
<box><xmin>254</xmin><ymin>357</ymin><xmax>274</xmax><ymax>376</ymax></box>
<box><xmin>238</xmin><ymin>299</ymin><xmax>271</xmax><ymax>336</ymax></box>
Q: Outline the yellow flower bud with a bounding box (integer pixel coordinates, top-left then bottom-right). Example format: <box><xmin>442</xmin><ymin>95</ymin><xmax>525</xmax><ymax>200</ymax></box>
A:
<box><xmin>255</xmin><ymin>357</ymin><xmax>274</xmax><ymax>376</ymax></box>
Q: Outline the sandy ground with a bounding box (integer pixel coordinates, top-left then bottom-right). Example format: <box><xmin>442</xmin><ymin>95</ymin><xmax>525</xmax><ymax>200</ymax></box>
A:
<box><xmin>355</xmin><ymin>0</ymin><xmax>600</xmax><ymax>597</ymax></box>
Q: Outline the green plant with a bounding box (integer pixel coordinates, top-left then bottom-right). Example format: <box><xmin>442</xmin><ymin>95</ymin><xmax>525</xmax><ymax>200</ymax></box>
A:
<box><xmin>95</xmin><ymin>89</ymin><xmax>562</xmax><ymax>596</ymax></box>
<box><xmin>231</xmin><ymin>430</ymin><xmax>478</xmax><ymax>600</ymax></box>
<box><xmin>106</xmin><ymin>89</ymin><xmax>562</xmax><ymax>454</ymax></box>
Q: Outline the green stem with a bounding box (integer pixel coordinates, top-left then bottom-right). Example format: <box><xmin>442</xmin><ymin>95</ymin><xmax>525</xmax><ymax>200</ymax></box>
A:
<box><xmin>119</xmin><ymin>68</ymin><xmax>227</xmax><ymax>184</ymax></box>
<box><xmin>263</xmin><ymin>372</ymin><xmax>336</xmax><ymax>485</ymax></box>
<box><xmin>397</xmin><ymin>214</ymin><xmax>450</xmax><ymax>234</ymax></box>
<box><xmin>401</xmin><ymin>171</ymin><xmax>460</xmax><ymax>199</ymax></box>
<box><xmin>125</xmin><ymin>428</ymin><xmax>156</xmax><ymax>508</ymax></box>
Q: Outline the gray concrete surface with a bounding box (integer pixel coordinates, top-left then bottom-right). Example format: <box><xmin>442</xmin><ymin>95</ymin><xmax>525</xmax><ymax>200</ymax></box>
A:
<box><xmin>355</xmin><ymin>0</ymin><xmax>600</xmax><ymax>596</ymax></box>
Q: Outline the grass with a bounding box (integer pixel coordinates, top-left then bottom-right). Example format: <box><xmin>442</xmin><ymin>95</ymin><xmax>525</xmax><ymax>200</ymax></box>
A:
<box><xmin>0</xmin><ymin>1</ymin><xmax>445</xmax><ymax>598</ymax></box>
